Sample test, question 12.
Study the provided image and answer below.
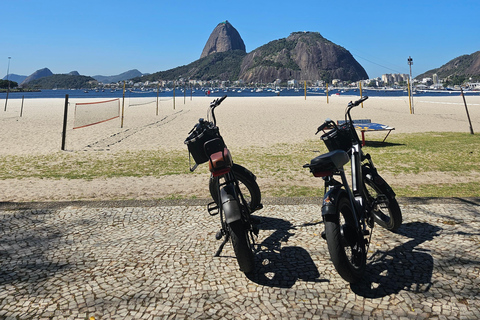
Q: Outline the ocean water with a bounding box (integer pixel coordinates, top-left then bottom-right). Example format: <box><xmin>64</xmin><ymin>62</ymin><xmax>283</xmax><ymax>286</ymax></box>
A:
<box><xmin>0</xmin><ymin>87</ymin><xmax>478</xmax><ymax>100</ymax></box>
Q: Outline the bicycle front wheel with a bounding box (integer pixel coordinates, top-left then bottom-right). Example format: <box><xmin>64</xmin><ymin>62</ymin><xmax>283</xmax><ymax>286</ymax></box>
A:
<box><xmin>363</xmin><ymin>165</ymin><xmax>402</xmax><ymax>232</ymax></box>
<box><xmin>324</xmin><ymin>195</ymin><xmax>366</xmax><ymax>283</ymax></box>
<box><xmin>210</xmin><ymin>163</ymin><xmax>261</xmax><ymax>212</ymax></box>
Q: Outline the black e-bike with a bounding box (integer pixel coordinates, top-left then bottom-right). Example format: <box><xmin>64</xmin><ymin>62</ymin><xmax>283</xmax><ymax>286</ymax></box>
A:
<box><xmin>304</xmin><ymin>96</ymin><xmax>402</xmax><ymax>283</ymax></box>
<box><xmin>185</xmin><ymin>95</ymin><xmax>262</xmax><ymax>274</ymax></box>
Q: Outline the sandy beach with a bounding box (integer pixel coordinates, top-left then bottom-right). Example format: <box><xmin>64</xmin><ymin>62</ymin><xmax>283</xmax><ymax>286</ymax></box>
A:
<box><xmin>1</xmin><ymin>94</ymin><xmax>479</xmax><ymax>202</ymax></box>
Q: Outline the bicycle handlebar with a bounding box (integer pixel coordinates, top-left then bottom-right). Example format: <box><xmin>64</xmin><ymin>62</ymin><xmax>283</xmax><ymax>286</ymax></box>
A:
<box><xmin>316</xmin><ymin>97</ymin><xmax>369</xmax><ymax>134</ymax></box>
<box><xmin>315</xmin><ymin>118</ymin><xmax>335</xmax><ymax>134</ymax></box>
<box><xmin>208</xmin><ymin>95</ymin><xmax>227</xmax><ymax>126</ymax></box>
<box><xmin>210</xmin><ymin>95</ymin><xmax>227</xmax><ymax>108</ymax></box>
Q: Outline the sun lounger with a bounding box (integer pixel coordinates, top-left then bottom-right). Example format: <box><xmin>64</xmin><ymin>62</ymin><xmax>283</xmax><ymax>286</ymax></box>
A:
<box><xmin>337</xmin><ymin>119</ymin><xmax>394</xmax><ymax>146</ymax></box>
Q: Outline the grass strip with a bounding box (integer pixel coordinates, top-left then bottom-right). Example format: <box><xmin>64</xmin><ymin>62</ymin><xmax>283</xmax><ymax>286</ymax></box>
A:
<box><xmin>0</xmin><ymin>132</ymin><xmax>478</xmax><ymax>197</ymax></box>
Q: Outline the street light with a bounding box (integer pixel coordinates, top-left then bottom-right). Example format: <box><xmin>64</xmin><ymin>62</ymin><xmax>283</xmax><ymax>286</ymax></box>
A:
<box><xmin>4</xmin><ymin>57</ymin><xmax>11</xmax><ymax>111</ymax></box>
<box><xmin>408</xmin><ymin>56</ymin><xmax>414</xmax><ymax>114</ymax></box>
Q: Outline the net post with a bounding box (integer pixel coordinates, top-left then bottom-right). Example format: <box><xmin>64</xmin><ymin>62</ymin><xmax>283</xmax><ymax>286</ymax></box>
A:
<box><xmin>156</xmin><ymin>83</ymin><xmax>159</xmax><ymax>116</ymax></box>
<box><xmin>20</xmin><ymin>95</ymin><xmax>24</xmax><ymax>117</ymax></box>
<box><xmin>408</xmin><ymin>78</ymin><xmax>413</xmax><ymax>114</ymax></box>
<box><xmin>359</xmin><ymin>81</ymin><xmax>363</xmax><ymax>108</ymax></box>
<box><xmin>121</xmin><ymin>81</ymin><xmax>126</xmax><ymax>128</ymax></box>
<box><xmin>173</xmin><ymin>83</ymin><xmax>176</xmax><ymax>110</ymax></box>
<box><xmin>326</xmin><ymin>83</ymin><xmax>329</xmax><ymax>104</ymax></box>
<box><xmin>61</xmin><ymin>94</ymin><xmax>69</xmax><ymax>151</ymax></box>
<box><xmin>461</xmin><ymin>88</ymin><xmax>474</xmax><ymax>134</ymax></box>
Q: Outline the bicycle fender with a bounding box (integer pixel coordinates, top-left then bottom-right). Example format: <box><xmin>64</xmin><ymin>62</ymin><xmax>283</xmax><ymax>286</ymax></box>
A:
<box><xmin>364</xmin><ymin>167</ymin><xmax>396</xmax><ymax>198</ymax></box>
<box><xmin>373</xmin><ymin>174</ymin><xmax>396</xmax><ymax>198</ymax></box>
<box><xmin>322</xmin><ymin>187</ymin><xmax>347</xmax><ymax>216</ymax></box>
<box><xmin>220</xmin><ymin>184</ymin><xmax>242</xmax><ymax>224</ymax></box>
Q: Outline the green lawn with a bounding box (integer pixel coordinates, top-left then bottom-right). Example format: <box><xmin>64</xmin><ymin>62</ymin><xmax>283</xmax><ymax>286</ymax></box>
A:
<box><xmin>1</xmin><ymin>132</ymin><xmax>479</xmax><ymax>198</ymax></box>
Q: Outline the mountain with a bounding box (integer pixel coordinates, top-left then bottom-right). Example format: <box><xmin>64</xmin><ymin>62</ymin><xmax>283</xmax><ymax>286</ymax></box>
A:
<box><xmin>93</xmin><ymin>69</ymin><xmax>143</xmax><ymax>83</ymax></box>
<box><xmin>2</xmin><ymin>74</ymin><xmax>27</xmax><ymax>84</ymax></box>
<box><xmin>68</xmin><ymin>71</ymin><xmax>80</xmax><ymax>76</ymax></box>
<box><xmin>239</xmin><ymin>32</ymin><xmax>368</xmax><ymax>83</ymax></box>
<box><xmin>200</xmin><ymin>20</ymin><xmax>246</xmax><ymax>59</ymax></box>
<box><xmin>22</xmin><ymin>74</ymin><xmax>97</xmax><ymax>89</ymax></box>
<box><xmin>19</xmin><ymin>68</ymin><xmax>53</xmax><ymax>87</ymax></box>
<box><xmin>416</xmin><ymin>51</ymin><xmax>480</xmax><ymax>82</ymax></box>
<box><xmin>135</xmin><ymin>50</ymin><xmax>246</xmax><ymax>83</ymax></box>
<box><xmin>136</xmin><ymin>27</ymin><xmax>367</xmax><ymax>84</ymax></box>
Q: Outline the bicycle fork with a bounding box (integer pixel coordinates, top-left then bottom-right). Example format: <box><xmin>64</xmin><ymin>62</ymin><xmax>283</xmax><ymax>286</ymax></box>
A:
<box><xmin>208</xmin><ymin>174</ymin><xmax>257</xmax><ymax>257</ymax></box>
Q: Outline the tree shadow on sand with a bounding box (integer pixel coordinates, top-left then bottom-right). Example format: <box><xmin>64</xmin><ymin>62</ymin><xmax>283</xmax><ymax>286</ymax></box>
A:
<box><xmin>351</xmin><ymin>222</ymin><xmax>441</xmax><ymax>298</ymax></box>
<box><xmin>247</xmin><ymin>215</ymin><xmax>329</xmax><ymax>288</ymax></box>
<box><xmin>0</xmin><ymin>209</ymin><xmax>71</xmax><ymax>287</ymax></box>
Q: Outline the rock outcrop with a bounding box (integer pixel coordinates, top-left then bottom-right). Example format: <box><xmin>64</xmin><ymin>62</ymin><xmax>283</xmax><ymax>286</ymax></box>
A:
<box><xmin>200</xmin><ymin>21</ymin><xmax>246</xmax><ymax>59</ymax></box>
<box><xmin>239</xmin><ymin>32</ymin><xmax>368</xmax><ymax>83</ymax></box>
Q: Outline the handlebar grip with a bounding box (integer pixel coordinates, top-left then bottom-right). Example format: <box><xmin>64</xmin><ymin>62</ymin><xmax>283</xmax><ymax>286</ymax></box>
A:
<box><xmin>218</xmin><ymin>95</ymin><xmax>227</xmax><ymax>103</ymax></box>
<box><xmin>315</xmin><ymin>119</ymin><xmax>334</xmax><ymax>134</ymax></box>
<box><xmin>353</xmin><ymin>96</ymin><xmax>368</xmax><ymax>106</ymax></box>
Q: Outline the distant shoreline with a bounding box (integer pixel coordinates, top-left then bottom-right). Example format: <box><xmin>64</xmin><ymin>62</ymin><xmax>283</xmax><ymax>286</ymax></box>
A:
<box><xmin>0</xmin><ymin>88</ymin><xmax>41</xmax><ymax>93</ymax></box>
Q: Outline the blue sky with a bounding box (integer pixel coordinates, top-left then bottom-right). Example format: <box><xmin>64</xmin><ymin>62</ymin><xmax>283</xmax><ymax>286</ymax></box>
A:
<box><xmin>2</xmin><ymin>0</ymin><xmax>479</xmax><ymax>79</ymax></box>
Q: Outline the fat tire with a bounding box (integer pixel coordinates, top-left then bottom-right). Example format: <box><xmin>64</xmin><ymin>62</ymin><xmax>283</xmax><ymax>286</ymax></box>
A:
<box><xmin>228</xmin><ymin>220</ymin><xmax>255</xmax><ymax>274</ymax></box>
<box><xmin>210</xmin><ymin>163</ymin><xmax>261</xmax><ymax>212</ymax></box>
<box><xmin>363</xmin><ymin>165</ymin><xmax>402</xmax><ymax>232</ymax></box>
<box><xmin>324</xmin><ymin>195</ymin><xmax>366</xmax><ymax>283</ymax></box>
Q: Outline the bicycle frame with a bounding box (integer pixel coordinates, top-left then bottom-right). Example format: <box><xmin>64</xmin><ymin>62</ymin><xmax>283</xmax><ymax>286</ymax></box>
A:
<box><xmin>305</xmin><ymin>96</ymin><xmax>402</xmax><ymax>282</ymax></box>
<box><xmin>313</xmin><ymin>97</ymin><xmax>375</xmax><ymax>235</ymax></box>
<box><xmin>185</xmin><ymin>96</ymin><xmax>259</xmax><ymax>271</ymax></box>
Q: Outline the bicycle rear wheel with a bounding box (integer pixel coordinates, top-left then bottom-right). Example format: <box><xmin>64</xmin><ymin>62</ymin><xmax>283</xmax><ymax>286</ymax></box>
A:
<box><xmin>228</xmin><ymin>220</ymin><xmax>255</xmax><ymax>274</ymax></box>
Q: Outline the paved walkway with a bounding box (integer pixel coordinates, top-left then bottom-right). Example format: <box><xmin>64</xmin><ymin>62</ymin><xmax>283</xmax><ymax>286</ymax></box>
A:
<box><xmin>1</xmin><ymin>197</ymin><xmax>479</xmax><ymax>319</ymax></box>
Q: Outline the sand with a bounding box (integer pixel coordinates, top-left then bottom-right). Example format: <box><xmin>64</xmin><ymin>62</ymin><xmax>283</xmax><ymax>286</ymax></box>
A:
<box><xmin>1</xmin><ymin>94</ymin><xmax>479</xmax><ymax>202</ymax></box>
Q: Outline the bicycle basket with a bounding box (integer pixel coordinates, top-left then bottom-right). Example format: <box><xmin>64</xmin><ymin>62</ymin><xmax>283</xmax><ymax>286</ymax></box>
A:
<box><xmin>321</xmin><ymin>124</ymin><xmax>353</xmax><ymax>152</ymax></box>
<box><xmin>184</xmin><ymin>122</ymin><xmax>220</xmax><ymax>164</ymax></box>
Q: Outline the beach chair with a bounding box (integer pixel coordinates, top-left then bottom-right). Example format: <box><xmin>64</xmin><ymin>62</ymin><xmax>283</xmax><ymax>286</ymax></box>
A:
<box><xmin>337</xmin><ymin>119</ymin><xmax>394</xmax><ymax>146</ymax></box>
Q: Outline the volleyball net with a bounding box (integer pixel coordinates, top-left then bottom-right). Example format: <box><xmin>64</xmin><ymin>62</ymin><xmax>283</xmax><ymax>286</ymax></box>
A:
<box><xmin>73</xmin><ymin>98</ymin><xmax>120</xmax><ymax>129</ymax></box>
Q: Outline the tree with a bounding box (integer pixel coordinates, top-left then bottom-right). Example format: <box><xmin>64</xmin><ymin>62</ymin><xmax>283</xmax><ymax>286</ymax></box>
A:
<box><xmin>0</xmin><ymin>80</ymin><xmax>18</xmax><ymax>89</ymax></box>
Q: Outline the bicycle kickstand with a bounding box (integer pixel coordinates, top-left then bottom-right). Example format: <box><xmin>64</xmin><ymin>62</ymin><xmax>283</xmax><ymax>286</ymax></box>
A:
<box><xmin>214</xmin><ymin>233</ymin><xmax>229</xmax><ymax>257</ymax></box>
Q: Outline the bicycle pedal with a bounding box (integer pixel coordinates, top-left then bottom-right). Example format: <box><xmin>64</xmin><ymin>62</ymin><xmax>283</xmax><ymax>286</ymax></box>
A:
<box><xmin>207</xmin><ymin>202</ymin><xmax>219</xmax><ymax>216</ymax></box>
<box><xmin>253</xmin><ymin>203</ymin><xmax>263</xmax><ymax>212</ymax></box>
<box><xmin>215</xmin><ymin>230</ymin><xmax>224</xmax><ymax>240</ymax></box>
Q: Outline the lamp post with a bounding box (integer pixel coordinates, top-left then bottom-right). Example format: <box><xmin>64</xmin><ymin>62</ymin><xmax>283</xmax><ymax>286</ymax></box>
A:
<box><xmin>408</xmin><ymin>56</ymin><xmax>414</xmax><ymax>114</ymax></box>
<box><xmin>4</xmin><ymin>57</ymin><xmax>11</xmax><ymax>111</ymax></box>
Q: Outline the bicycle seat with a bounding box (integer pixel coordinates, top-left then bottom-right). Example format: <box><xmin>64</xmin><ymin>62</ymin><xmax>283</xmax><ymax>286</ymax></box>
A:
<box><xmin>304</xmin><ymin>149</ymin><xmax>349</xmax><ymax>172</ymax></box>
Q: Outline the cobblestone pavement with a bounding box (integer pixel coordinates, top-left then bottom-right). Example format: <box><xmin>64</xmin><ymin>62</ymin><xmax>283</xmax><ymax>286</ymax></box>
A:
<box><xmin>1</xmin><ymin>197</ymin><xmax>479</xmax><ymax>319</ymax></box>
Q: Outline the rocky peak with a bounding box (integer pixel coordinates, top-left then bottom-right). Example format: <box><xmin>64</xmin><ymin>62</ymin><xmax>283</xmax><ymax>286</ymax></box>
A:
<box><xmin>20</xmin><ymin>68</ymin><xmax>53</xmax><ymax>87</ymax></box>
<box><xmin>200</xmin><ymin>20</ymin><xmax>246</xmax><ymax>59</ymax></box>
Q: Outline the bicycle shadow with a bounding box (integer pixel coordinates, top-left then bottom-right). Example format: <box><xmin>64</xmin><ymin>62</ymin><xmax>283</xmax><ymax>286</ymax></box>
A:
<box><xmin>351</xmin><ymin>222</ymin><xmax>441</xmax><ymax>298</ymax></box>
<box><xmin>247</xmin><ymin>216</ymin><xmax>328</xmax><ymax>288</ymax></box>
